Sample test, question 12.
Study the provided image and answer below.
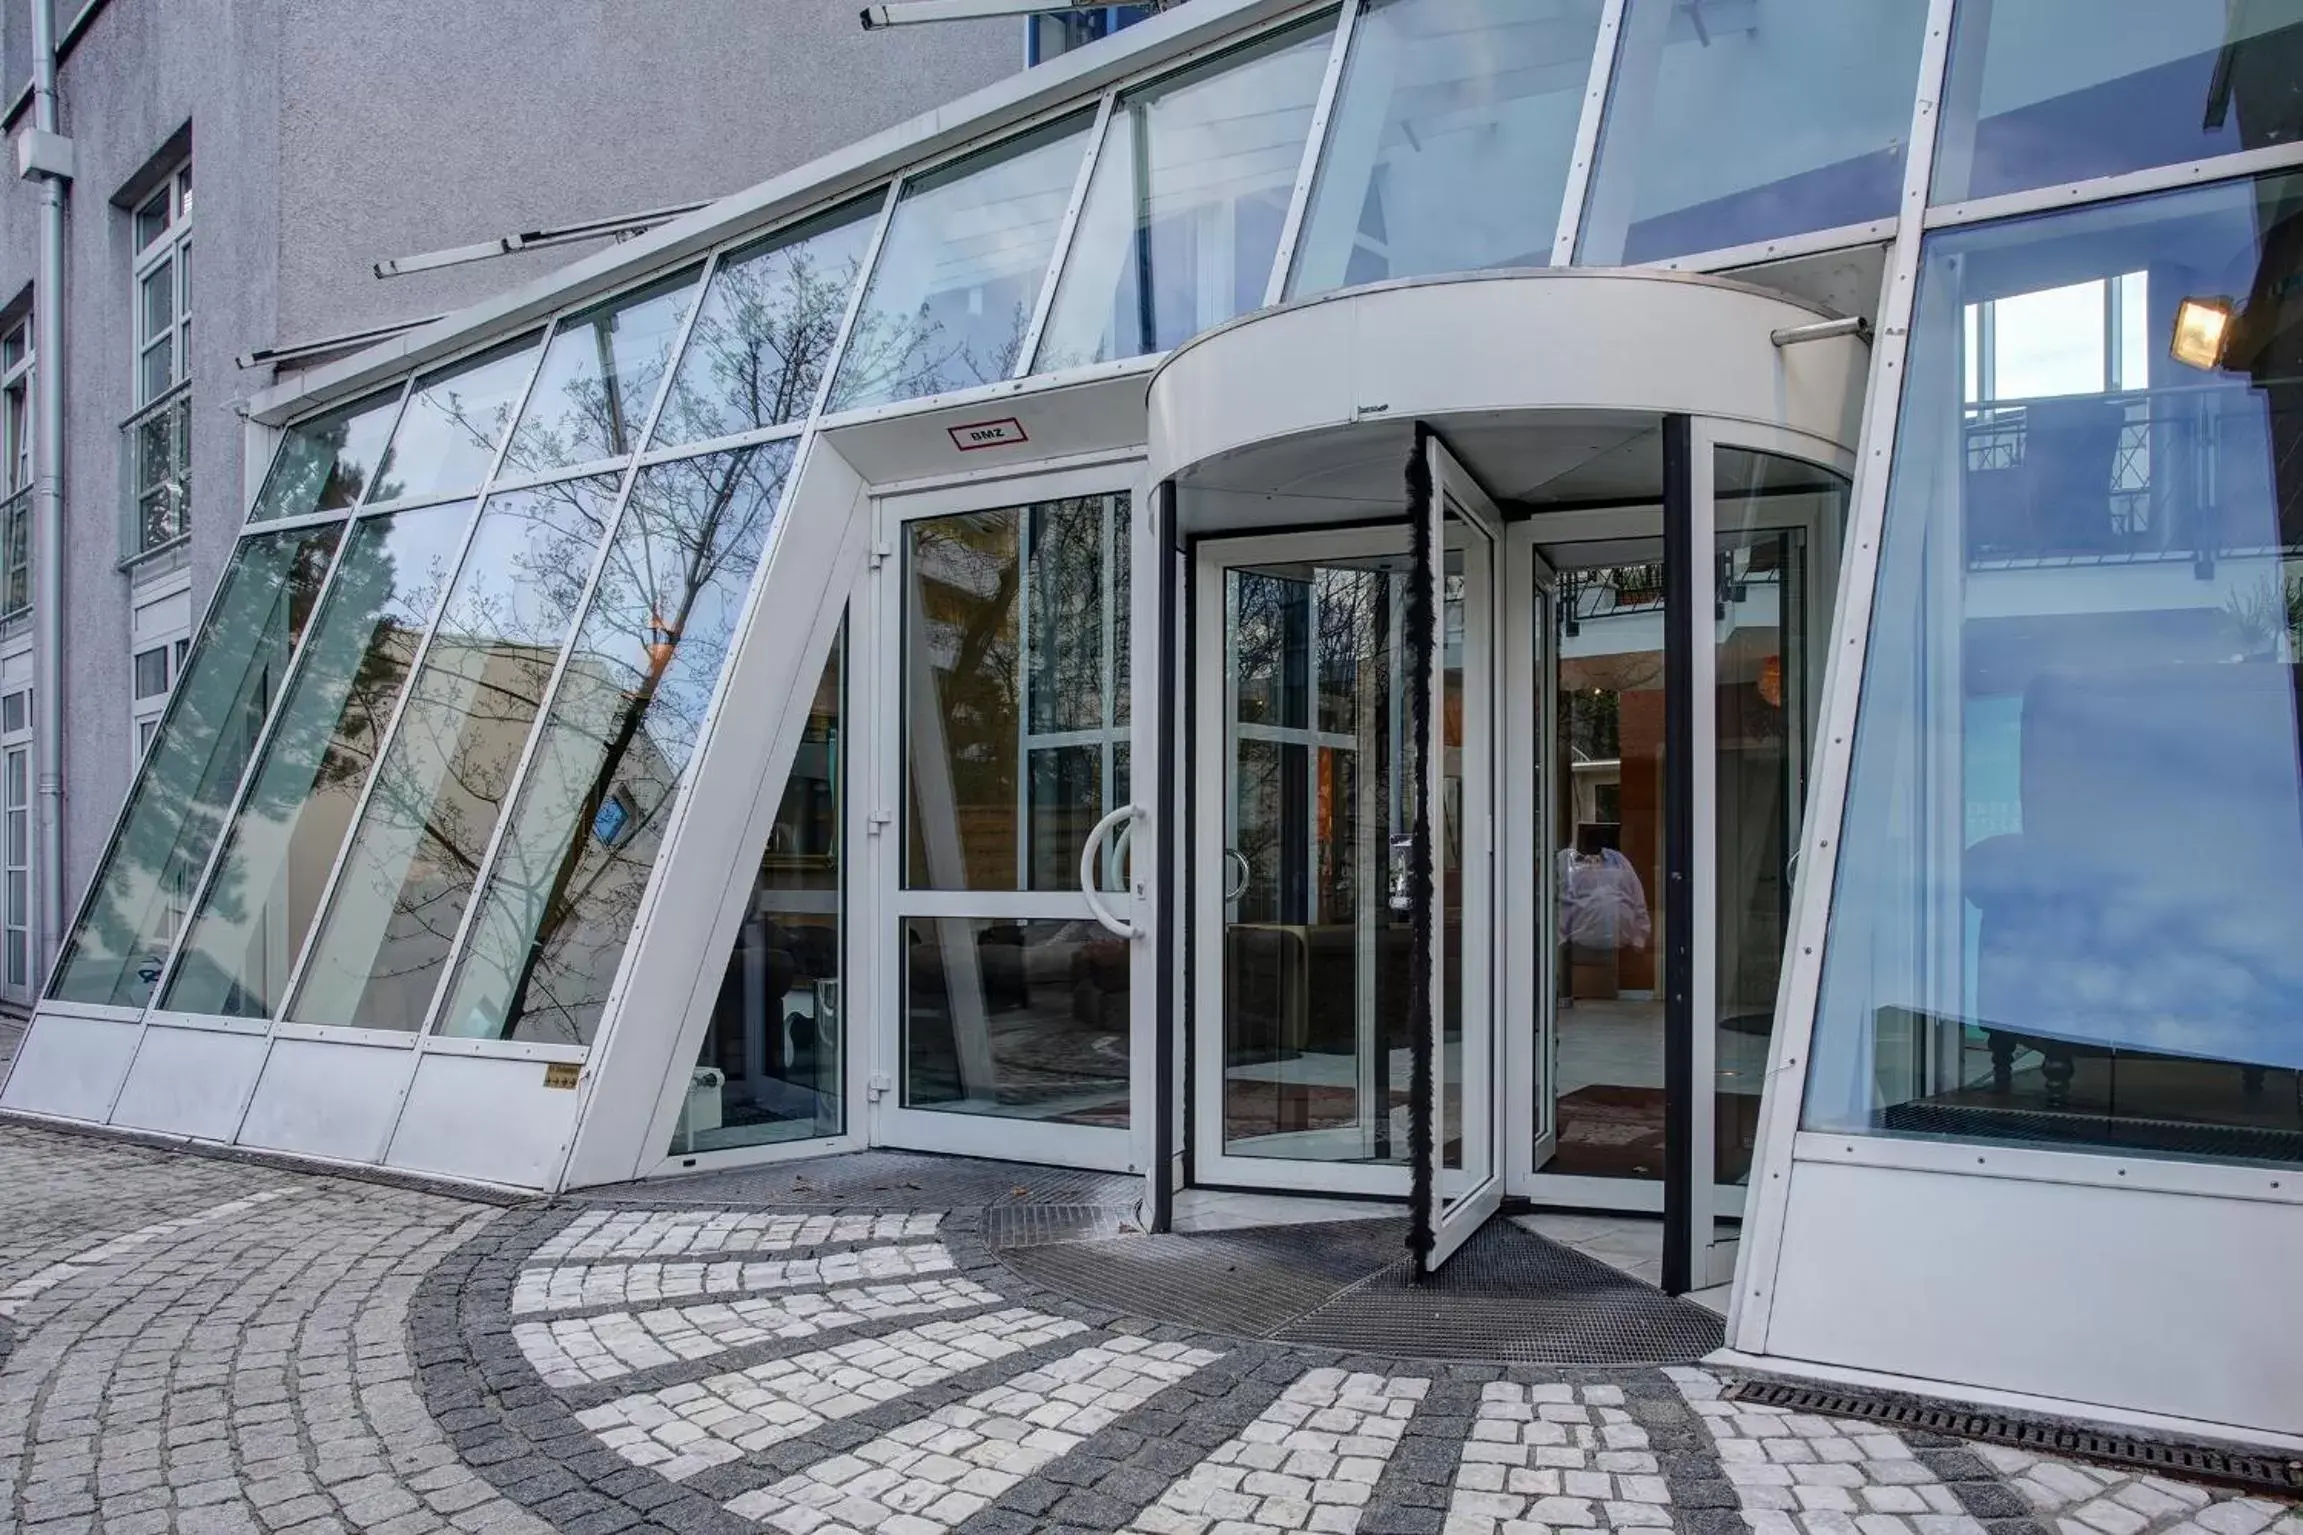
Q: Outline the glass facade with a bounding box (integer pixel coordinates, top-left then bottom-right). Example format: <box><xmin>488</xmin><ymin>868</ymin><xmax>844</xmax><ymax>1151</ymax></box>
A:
<box><xmin>1808</xmin><ymin>171</ymin><xmax>2303</xmax><ymax>1168</ymax></box>
<box><xmin>371</xmin><ymin>338</ymin><xmax>541</xmax><ymax>505</ymax></box>
<box><xmin>1579</xmin><ymin>0</ymin><xmax>1929</xmax><ymax>264</ymax></box>
<box><xmin>1034</xmin><ymin>22</ymin><xmax>1331</xmax><ymax>369</ymax></box>
<box><xmin>503</xmin><ymin>269</ymin><xmax>700</xmax><ymax>477</ymax></box>
<box><xmin>1290</xmin><ymin>0</ymin><xmax>1602</xmax><ymax>294</ymax></box>
<box><xmin>829</xmin><ymin>118</ymin><xmax>1094</xmax><ymax>412</ymax></box>
<box><xmin>248</xmin><ymin>390</ymin><xmax>402</xmax><ymax>524</ymax></box>
<box><xmin>1932</xmin><ymin>0</ymin><xmax>2303</xmax><ymax>206</ymax></box>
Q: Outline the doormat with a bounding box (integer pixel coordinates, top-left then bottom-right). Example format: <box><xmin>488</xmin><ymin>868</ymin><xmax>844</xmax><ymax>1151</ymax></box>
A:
<box><xmin>991</xmin><ymin>1214</ymin><xmax>1723</xmax><ymax>1364</ymax></box>
<box><xmin>1553</xmin><ymin>1084</ymin><xmax>1667</xmax><ymax>1179</ymax></box>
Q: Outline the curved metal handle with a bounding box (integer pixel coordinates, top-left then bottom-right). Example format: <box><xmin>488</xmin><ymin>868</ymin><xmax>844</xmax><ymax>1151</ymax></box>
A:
<box><xmin>1222</xmin><ymin>848</ymin><xmax>1251</xmax><ymax>903</ymax></box>
<box><xmin>1080</xmin><ymin>803</ymin><xmax>1145</xmax><ymax>940</ymax></box>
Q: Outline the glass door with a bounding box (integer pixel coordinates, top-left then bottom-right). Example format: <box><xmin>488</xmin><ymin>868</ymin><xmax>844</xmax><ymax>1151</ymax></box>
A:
<box><xmin>1416</xmin><ymin>436</ymin><xmax>1504</xmax><ymax>1273</ymax></box>
<box><xmin>874</xmin><ymin>479</ymin><xmax>1140</xmax><ymax>1171</ymax></box>
<box><xmin>1192</xmin><ymin>524</ymin><xmax>1417</xmax><ymax>1196</ymax></box>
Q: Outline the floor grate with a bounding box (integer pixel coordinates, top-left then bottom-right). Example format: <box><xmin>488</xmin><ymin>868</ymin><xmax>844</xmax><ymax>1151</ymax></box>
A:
<box><xmin>1724</xmin><ymin>1379</ymin><xmax>2303</xmax><ymax>1498</ymax></box>
<box><xmin>978</xmin><ymin>1202</ymin><xmax>1138</xmax><ymax>1249</ymax></box>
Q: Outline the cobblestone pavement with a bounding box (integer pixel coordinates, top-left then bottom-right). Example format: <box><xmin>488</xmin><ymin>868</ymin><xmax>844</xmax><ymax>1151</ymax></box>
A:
<box><xmin>3</xmin><ymin>1123</ymin><xmax>2299</xmax><ymax>1535</ymax></box>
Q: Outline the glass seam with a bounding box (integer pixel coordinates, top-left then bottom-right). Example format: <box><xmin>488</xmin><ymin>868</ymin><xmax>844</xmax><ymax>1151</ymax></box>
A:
<box><xmin>1553</xmin><ymin>0</ymin><xmax>1629</xmax><ymax>266</ymax></box>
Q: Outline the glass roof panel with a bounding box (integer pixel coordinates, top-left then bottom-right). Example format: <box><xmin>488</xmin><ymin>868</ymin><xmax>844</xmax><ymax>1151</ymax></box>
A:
<box><xmin>502</xmin><ymin>269</ymin><xmax>702</xmax><ymax>477</ymax></box>
<box><xmin>249</xmin><ymin>388</ymin><xmax>404</xmax><ymax>524</ymax></box>
<box><xmin>371</xmin><ymin>336</ymin><xmax>542</xmax><ymax>505</ymax></box>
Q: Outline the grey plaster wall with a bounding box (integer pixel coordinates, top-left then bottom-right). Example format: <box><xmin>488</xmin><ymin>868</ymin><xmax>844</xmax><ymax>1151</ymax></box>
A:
<box><xmin>0</xmin><ymin>0</ymin><xmax>1015</xmax><ymax>931</ymax></box>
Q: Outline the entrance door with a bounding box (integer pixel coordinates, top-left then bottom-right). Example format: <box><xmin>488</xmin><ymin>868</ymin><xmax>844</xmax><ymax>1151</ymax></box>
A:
<box><xmin>872</xmin><ymin>474</ymin><xmax>1144</xmax><ymax>1172</ymax></box>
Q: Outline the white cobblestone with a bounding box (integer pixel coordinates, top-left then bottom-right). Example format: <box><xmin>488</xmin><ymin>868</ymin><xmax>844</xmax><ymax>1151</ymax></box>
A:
<box><xmin>1445</xmin><ymin>1381</ymin><xmax>1670</xmax><ymax>1534</ymax></box>
<box><xmin>725</xmin><ymin>1335</ymin><xmax>1225</xmax><ymax>1531</ymax></box>
<box><xmin>513</xmin><ymin>1275</ymin><xmax>1005</xmax><ymax>1386</ymax></box>
<box><xmin>511</xmin><ymin>1242</ymin><xmax>955</xmax><ymax>1314</ymax></box>
<box><xmin>573</xmin><ymin>1309</ymin><xmax>1087</xmax><ymax>1479</ymax></box>
<box><xmin>531</xmin><ymin>1208</ymin><xmax>943</xmax><ymax>1261</ymax></box>
<box><xmin>1120</xmin><ymin>1368</ymin><xmax>1429</xmax><ymax>1535</ymax></box>
<box><xmin>1987</xmin><ymin>1444</ymin><xmax>2301</xmax><ymax>1535</ymax></box>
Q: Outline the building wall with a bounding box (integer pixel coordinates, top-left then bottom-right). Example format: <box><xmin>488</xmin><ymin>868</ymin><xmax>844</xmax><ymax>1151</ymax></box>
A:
<box><xmin>0</xmin><ymin>0</ymin><xmax>1016</xmax><ymax>983</ymax></box>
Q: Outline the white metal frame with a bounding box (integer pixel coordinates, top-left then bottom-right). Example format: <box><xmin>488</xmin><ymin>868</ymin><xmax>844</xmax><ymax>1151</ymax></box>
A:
<box><xmin>868</xmin><ymin>457</ymin><xmax>1152</xmax><ymax>1173</ymax></box>
<box><xmin>127</xmin><ymin>162</ymin><xmax>194</xmax><ymax>560</ymax></box>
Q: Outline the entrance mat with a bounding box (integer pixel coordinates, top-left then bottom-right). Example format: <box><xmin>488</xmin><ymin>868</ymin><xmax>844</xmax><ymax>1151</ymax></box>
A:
<box><xmin>1724</xmin><ymin>1376</ymin><xmax>2303</xmax><ymax>1500</ymax></box>
<box><xmin>576</xmin><ymin>1149</ymin><xmax>1142</xmax><ymax>1209</ymax></box>
<box><xmin>994</xmin><ymin>1214</ymin><xmax>1724</xmax><ymax>1364</ymax></box>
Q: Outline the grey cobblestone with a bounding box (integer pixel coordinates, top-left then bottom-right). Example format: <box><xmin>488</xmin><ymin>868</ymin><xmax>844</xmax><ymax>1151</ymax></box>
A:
<box><xmin>5</xmin><ymin>1126</ymin><xmax>2296</xmax><ymax>1535</ymax></box>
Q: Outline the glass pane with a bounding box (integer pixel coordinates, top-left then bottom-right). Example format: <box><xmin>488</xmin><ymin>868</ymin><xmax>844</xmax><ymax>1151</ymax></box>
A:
<box><xmin>140</xmin><ymin>264</ymin><xmax>174</xmax><ymax>344</ymax></box>
<box><xmin>50</xmin><ymin>526</ymin><xmax>343</xmax><ymax>1008</ymax></box>
<box><xmin>1552</xmin><ymin>554</ymin><xmax>1667</xmax><ymax>1179</ymax></box>
<box><xmin>1933</xmin><ymin>0</ymin><xmax>2303</xmax><ymax>206</ymax></box>
<box><xmin>285</xmin><ymin>477</ymin><xmax>622</xmax><ymax>1032</ymax></box>
<box><xmin>828</xmin><ymin>117</ymin><xmax>1094</xmax><ymax>412</ymax></box>
<box><xmin>1808</xmin><ymin>171</ymin><xmax>2303</xmax><ymax>1169</ymax></box>
<box><xmin>249</xmin><ymin>390</ymin><xmax>403</xmax><ymax>523</ymax></box>
<box><xmin>1289</xmin><ymin>0</ymin><xmax>1603</xmax><ymax>298</ymax></box>
<box><xmin>160</xmin><ymin>503</ymin><xmax>474</xmax><ymax>1019</ymax></box>
<box><xmin>653</xmin><ymin>204</ymin><xmax>880</xmax><ymax>448</ymax></box>
<box><xmin>140</xmin><ymin>338</ymin><xmax>174</xmax><ymax>404</ymax></box>
<box><xmin>504</xmin><ymin>269</ymin><xmax>701</xmax><ymax>477</ymax></box>
<box><xmin>433</xmin><ymin>442</ymin><xmax>796</xmax><ymax>1045</ymax></box>
<box><xmin>902</xmin><ymin>917</ymin><xmax>1129</xmax><ymax>1125</ymax></box>
<box><xmin>1577</xmin><ymin>0</ymin><xmax>1929</xmax><ymax>266</ymax></box>
<box><xmin>371</xmin><ymin>337</ymin><xmax>541</xmax><ymax>504</ymax></box>
<box><xmin>134</xmin><ymin>188</ymin><xmax>170</xmax><ymax>249</ymax></box>
<box><xmin>1713</xmin><ymin>453</ymin><xmax>1843</xmax><ymax>1187</ymax></box>
<box><xmin>133</xmin><ymin>647</ymin><xmax>171</xmax><ymax>700</ymax></box>
<box><xmin>674</xmin><ymin>625</ymin><xmax>846</xmax><ymax>1153</ymax></box>
<box><xmin>1034</xmin><ymin>23</ymin><xmax>1332</xmax><ymax>370</ymax></box>
<box><xmin>902</xmin><ymin>494</ymin><xmax>1130</xmax><ymax>892</ymax></box>
<box><xmin>1222</xmin><ymin>558</ymin><xmax>1411</xmax><ymax>1163</ymax></box>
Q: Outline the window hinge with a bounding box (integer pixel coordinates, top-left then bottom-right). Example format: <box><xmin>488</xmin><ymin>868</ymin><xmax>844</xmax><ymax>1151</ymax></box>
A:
<box><xmin>867</xmin><ymin>809</ymin><xmax>894</xmax><ymax>835</ymax></box>
<box><xmin>869</xmin><ymin>540</ymin><xmax>894</xmax><ymax>568</ymax></box>
<box><xmin>867</xmin><ymin>1073</ymin><xmax>892</xmax><ymax>1100</ymax></box>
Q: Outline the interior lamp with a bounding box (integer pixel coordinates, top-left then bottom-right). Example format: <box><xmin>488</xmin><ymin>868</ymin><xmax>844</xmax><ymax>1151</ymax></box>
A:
<box><xmin>2170</xmin><ymin>296</ymin><xmax>2235</xmax><ymax>371</ymax></box>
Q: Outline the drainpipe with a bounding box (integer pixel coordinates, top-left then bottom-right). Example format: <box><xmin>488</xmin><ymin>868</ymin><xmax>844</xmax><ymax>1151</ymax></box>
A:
<box><xmin>22</xmin><ymin>0</ymin><xmax>70</xmax><ymax>981</ymax></box>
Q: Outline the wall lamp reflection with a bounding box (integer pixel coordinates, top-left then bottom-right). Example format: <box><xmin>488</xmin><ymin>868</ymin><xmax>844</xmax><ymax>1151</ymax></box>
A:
<box><xmin>2170</xmin><ymin>296</ymin><xmax>2236</xmax><ymax>371</ymax></box>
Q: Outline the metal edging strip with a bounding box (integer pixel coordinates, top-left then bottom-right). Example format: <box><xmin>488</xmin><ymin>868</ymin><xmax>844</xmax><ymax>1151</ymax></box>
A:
<box><xmin>1015</xmin><ymin>92</ymin><xmax>1117</xmax><ymax>378</ymax></box>
<box><xmin>1548</xmin><ymin>0</ymin><xmax>1628</xmax><ymax>267</ymax></box>
<box><xmin>1262</xmin><ymin>0</ymin><xmax>1359</xmax><ymax>308</ymax></box>
<box><xmin>1727</xmin><ymin>0</ymin><xmax>1960</xmax><ymax>1353</ymax></box>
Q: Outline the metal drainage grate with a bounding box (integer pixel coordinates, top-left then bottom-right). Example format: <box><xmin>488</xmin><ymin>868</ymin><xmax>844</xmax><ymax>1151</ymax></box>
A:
<box><xmin>979</xmin><ymin>1202</ymin><xmax>1138</xmax><ymax>1250</ymax></box>
<box><xmin>1724</xmin><ymin>1379</ymin><xmax>2303</xmax><ymax>1499</ymax></box>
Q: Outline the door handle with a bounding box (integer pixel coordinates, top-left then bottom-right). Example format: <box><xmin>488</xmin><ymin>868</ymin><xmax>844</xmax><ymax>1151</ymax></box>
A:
<box><xmin>1221</xmin><ymin>848</ymin><xmax>1251</xmax><ymax>903</ymax></box>
<box><xmin>1080</xmin><ymin>803</ymin><xmax>1145</xmax><ymax>940</ymax></box>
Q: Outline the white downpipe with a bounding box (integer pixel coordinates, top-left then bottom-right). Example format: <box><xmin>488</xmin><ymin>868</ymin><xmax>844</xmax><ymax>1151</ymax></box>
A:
<box><xmin>29</xmin><ymin>0</ymin><xmax>68</xmax><ymax>983</ymax></box>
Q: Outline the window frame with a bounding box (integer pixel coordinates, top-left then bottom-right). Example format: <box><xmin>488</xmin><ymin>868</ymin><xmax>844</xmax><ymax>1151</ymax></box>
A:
<box><xmin>2</xmin><ymin>318</ymin><xmax>32</xmax><ymax>618</ymax></box>
<box><xmin>127</xmin><ymin>162</ymin><xmax>195</xmax><ymax>560</ymax></box>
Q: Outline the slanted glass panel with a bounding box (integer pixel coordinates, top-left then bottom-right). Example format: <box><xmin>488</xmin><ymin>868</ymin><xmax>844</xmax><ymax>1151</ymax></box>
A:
<box><xmin>673</xmin><ymin>622</ymin><xmax>846</xmax><ymax>1154</ymax></box>
<box><xmin>502</xmin><ymin>269</ymin><xmax>701</xmax><ymax>478</ymax></box>
<box><xmin>902</xmin><ymin>494</ymin><xmax>1132</xmax><ymax>892</ymax></box>
<box><xmin>248</xmin><ymin>389</ymin><xmax>403</xmax><ymax>524</ymax></box>
<box><xmin>1932</xmin><ymin>0</ymin><xmax>2303</xmax><ymax>206</ymax></box>
<box><xmin>827</xmin><ymin>116</ymin><xmax>1095</xmax><ymax>412</ymax></box>
<box><xmin>1577</xmin><ymin>0</ymin><xmax>1929</xmax><ymax>266</ymax></box>
<box><xmin>652</xmin><ymin>205</ymin><xmax>880</xmax><ymax>448</ymax></box>
<box><xmin>433</xmin><ymin>443</ymin><xmax>796</xmax><ymax>1045</ymax></box>
<box><xmin>48</xmin><ymin>527</ymin><xmax>341</xmax><ymax>1008</ymax></box>
<box><xmin>1806</xmin><ymin>171</ymin><xmax>2303</xmax><ymax>1169</ymax></box>
<box><xmin>371</xmin><ymin>336</ymin><xmax>541</xmax><ymax>505</ymax></box>
<box><xmin>159</xmin><ymin>503</ymin><xmax>475</xmax><ymax>1019</ymax></box>
<box><xmin>1288</xmin><ymin>0</ymin><xmax>1602</xmax><ymax>298</ymax></box>
<box><xmin>284</xmin><ymin>476</ymin><xmax>624</xmax><ymax>1032</ymax></box>
<box><xmin>1033</xmin><ymin>21</ymin><xmax>1333</xmax><ymax>371</ymax></box>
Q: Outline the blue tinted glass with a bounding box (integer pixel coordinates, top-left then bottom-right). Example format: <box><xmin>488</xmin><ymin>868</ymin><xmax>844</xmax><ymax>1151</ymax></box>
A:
<box><xmin>1579</xmin><ymin>0</ymin><xmax>1928</xmax><ymax>266</ymax></box>
<box><xmin>1933</xmin><ymin>0</ymin><xmax>2303</xmax><ymax>205</ymax></box>
<box><xmin>1806</xmin><ymin>171</ymin><xmax>2303</xmax><ymax>1168</ymax></box>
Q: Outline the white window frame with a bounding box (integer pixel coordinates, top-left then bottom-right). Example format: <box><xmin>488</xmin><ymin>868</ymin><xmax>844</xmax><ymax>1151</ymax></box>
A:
<box><xmin>127</xmin><ymin>162</ymin><xmax>194</xmax><ymax>558</ymax></box>
<box><xmin>128</xmin><ymin>571</ymin><xmax>193</xmax><ymax>767</ymax></box>
<box><xmin>2</xmin><ymin>317</ymin><xmax>32</xmax><ymax>617</ymax></box>
<box><xmin>1</xmin><ymin>679</ymin><xmax>32</xmax><ymax>1001</ymax></box>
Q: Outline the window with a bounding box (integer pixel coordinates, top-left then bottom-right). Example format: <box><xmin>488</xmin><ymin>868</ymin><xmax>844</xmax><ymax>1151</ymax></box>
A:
<box><xmin>51</xmin><ymin>525</ymin><xmax>342</xmax><ymax>1008</ymax></box>
<box><xmin>1806</xmin><ymin>170</ymin><xmax>2303</xmax><ymax>1169</ymax></box>
<box><xmin>129</xmin><ymin>162</ymin><xmax>194</xmax><ymax>555</ymax></box>
<box><xmin>1289</xmin><ymin>0</ymin><xmax>1604</xmax><ymax>296</ymax></box>
<box><xmin>370</xmin><ymin>336</ymin><xmax>542</xmax><ymax>505</ymax></box>
<box><xmin>3</xmin><ymin>687</ymin><xmax>31</xmax><ymax>997</ymax></box>
<box><xmin>1932</xmin><ymin>0</ymin><xmax>2303</xmax><ymax>205</ymax></box>
<box><xmin>247</xmin><ymin>390</ymin><xmax>403</xmax><ymax>525</ymax></box>
<box><xmin>1027</xmin><ymin>4</ymin><xmax>1160</xmax><ymax>65</ymax></box>
<box><xmin>501</xmin><ymin>269</ymin><xmax>701</xmax><ymax>479</ymax></box>
<box><xmin>2</xmin><ymin>316</ymin><xmax>31</xmax><ymax>616</ymax></box>
<box><xmin>827</xmin><ymin>116</ymin><xmax>1097</xmax><ymax>412</ymax></box>
<box><xmin>432</xmin><ymin>443</ymin><xmax>797</xmax><ymax>1045</ymax></box>
<box><xmin>1577</xmin><ymin>0</ymin><xmax>1929</xmax><ymax>265</ymax></box>
<box><xmin>1033</xmin><ymin>20</ymin><xmax>1333</xmax><ymax>370</ymax></box>
<box><xmin>130</xmin><ymin>586</ymin><xmax>192</xmax><ymax>765</ymax></box>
